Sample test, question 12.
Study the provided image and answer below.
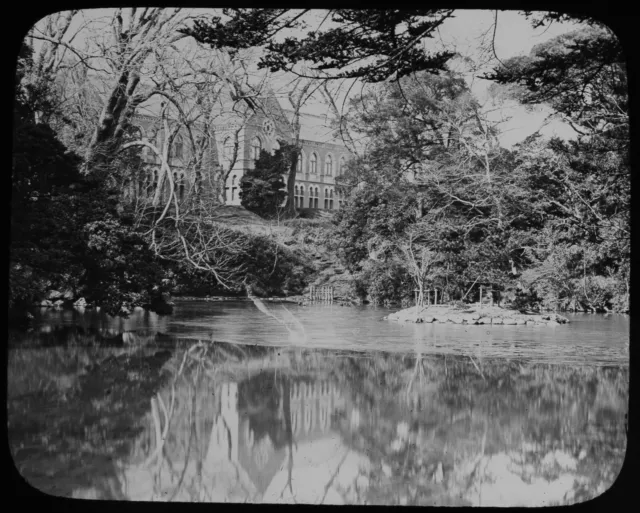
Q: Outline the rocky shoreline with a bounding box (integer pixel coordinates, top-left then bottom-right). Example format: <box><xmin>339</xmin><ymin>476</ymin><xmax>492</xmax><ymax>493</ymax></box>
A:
<box><xmin>385</xmin><ymin>305</ymin><xmax>570</xmax><ymax>327</ymax></box>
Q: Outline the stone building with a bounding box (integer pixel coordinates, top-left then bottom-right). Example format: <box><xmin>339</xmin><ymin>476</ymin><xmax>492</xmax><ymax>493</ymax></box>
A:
<box><xmin>129</xmin><ymin>91</ymin><xmax>351</xmax><ymax>211</ymax></box>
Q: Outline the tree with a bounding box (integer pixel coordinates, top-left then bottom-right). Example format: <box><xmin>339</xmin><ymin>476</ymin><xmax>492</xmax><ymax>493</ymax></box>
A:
<box><xmin>483</xmin><ymin>15</ymin><xmax>629</xmax><ymax>311</ymax></box>
<box><xmin>240</xmin><ymin>143</ymin><xmax>290</xmax><ymax>218</ymax></box>
<box><xmin>182</xmin><ymin>9</ymin><xmax>457</xmax><ymax>82</ymax></box>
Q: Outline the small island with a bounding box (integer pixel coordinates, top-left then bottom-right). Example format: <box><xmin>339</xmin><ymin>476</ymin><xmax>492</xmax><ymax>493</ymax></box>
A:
<box><xmin>386</xmin><ymin>304</ymin><xmax>569</xmax><ymax>327</ymax></box>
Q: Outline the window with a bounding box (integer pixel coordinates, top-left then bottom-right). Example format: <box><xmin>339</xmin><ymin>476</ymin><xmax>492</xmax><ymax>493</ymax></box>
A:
<box><xmin>330</xmin><ymin>189</ymin><xmax>334</xmax><ymax>210</ymax></box>
<box><xmin>171</xmin><ymin>135</ymin><xmax>183</xmax><ymax>159</ymax></box>
<box><xmin>309</xmin><ymin>153</ymin><xmax>317</xmax><ymax>174</ymax></box>
<box><xmin>223</xmin><ymin>137</ymin><xmax>234</xmax><ymax>165</ymax></box>
<box><xmin>251</xmin><ymin>137</ymin><xmax>262</xmax><ymax>161</ymax></box>
<box><xmin>325</xmin><ymin>154</ymin><xmax>333</xmax><ymax>176</ymax></box>
<box><xmin>294</xmin><ymin>185</ymin><xmax>299</xmax><ymax>208</ymax></box>
<box><xmin>339</xmin><ymin>156</ymin><xmax>346</xmax><ymax>176</ymax></box>
<box><xmin>324</xmin><ymin>188</ymin><xmax>329</xmax><ymax>209</ymax></box>
<box><xmin>296</xmin><ymin>152</ymin><xmax>303</xmax><ymax>173</ymax></box>
<box><xmin>300</xmin><ymin>186</ymin><xmax>305</xmax><ymax>208</ymax></box>
<box><xmin>314</xmin><ymin>187</ymin><xmax>319</xmax><ymax>209</ymax></box>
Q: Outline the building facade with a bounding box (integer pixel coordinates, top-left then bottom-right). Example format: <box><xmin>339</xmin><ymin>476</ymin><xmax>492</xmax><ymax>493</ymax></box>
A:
<box><xmin>128</xmin><ymin>92</ymin><xmax>351</xmax><ymax>211</ymax></box>
<box><xmin>216</xmin><ymin>93</ymin><xmax>351</xmax><ymax>210</ymax></box>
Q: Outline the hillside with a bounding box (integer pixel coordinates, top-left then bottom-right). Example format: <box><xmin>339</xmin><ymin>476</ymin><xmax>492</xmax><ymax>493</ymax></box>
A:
<box><xmin>209</xmin><ymin>206</ymin><xmax>353</xmax><ymax>299</ymax></box>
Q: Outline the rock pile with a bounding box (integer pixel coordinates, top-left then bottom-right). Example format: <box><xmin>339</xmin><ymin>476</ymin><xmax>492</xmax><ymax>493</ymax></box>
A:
<box><xmin>386</xmin><ymin>305</ymin><xmax>569</xmax><ymax>327</ymax></box>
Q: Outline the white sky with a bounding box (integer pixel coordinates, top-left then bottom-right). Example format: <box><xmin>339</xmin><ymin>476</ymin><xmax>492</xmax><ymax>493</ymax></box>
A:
<box><xmin>433</xmin><ymin>9</ymin><xmax>584</xmax><ymax>147</ymax></box>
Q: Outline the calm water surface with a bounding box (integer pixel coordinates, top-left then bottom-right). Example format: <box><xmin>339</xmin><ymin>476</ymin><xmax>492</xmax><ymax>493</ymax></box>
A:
<box><xmin>29</xmin><ymin>300</ymin><xmax>629</xmax><ymax>364</ymax></box>
<box><xmin>8</xmin><ymin>301</ymin><xmax>629</xmax><ymax>505</ymax></box>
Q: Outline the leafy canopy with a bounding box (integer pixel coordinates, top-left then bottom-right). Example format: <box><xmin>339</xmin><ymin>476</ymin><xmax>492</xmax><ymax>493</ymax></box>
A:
<box><xmin>182</xmin><ymin>9</ymin><xmax>456</xmax><ymax>82</ymax></box>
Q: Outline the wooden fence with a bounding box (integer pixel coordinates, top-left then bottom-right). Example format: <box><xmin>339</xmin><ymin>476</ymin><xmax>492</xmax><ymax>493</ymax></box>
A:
<box><xmin>309</xmin><ymin>286</ymin><xmax>334</xmax><ymax>302</ymax></box>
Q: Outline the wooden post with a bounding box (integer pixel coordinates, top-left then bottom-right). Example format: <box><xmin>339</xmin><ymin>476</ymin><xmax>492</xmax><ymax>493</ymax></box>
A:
<box><xmin>480</xmin><ymin>286</ymin><xmax>483</xmax><ymax>307</ymax></box>
<box><xmin>490</xmin><ymin>289</ymin><xmax>493</xmax><ymax>307</ymax></box>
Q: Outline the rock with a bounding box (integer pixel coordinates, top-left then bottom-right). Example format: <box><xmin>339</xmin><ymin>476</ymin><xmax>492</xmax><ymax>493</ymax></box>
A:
<box><xmin>53</xmin><ymin>299</ymin><xmax>65</xmax><ymax>306</ymax></box>
<box><xmin>471</xmin><ymin>313</ymin><xmax>481</xmax><ymax>320</ymax></box>
<box><xmin>503</xmin><ymin>318</ymin><xmax>517</xmax><ymax>325</ymax></box>
<box><xmin>515</xmin><ymin>319</ymin><xmax>527</xmax><ymax>325</ymax></box>
<box><xmin>448</xmin><ymin>315</ymin><xmax>463</xmax><ymax>324</ymax></box>
<box><xmin>423</xmin><ymin>317</ymin><xmax>435</xmax><ymax>323</ymax></box>
<box><xmin>40</xmin><ymin>299</ymin><xmax>53</xmax><ymax>307</ymax></box>
<box><xmin>478</xmin><ymin>317</ymin><xmax>491</xmax><ymax>325</ymax></box>
<box><xmin>492</xmin><ymin>318</ymin><xmax>503</xmax><ymax>325</ymax></box>
<box><xmin>74</xmin><ymin>297</ymin><xmax>87</xmax><ymax>307</ymax></box>
<box><xmin>525</xmin><ymin>320</ymin><xmax>536</xmax><ymax>326</ymax></box>
<box><xmin>46</xmin><ymin>289</ymin><xmax>62</xmax><ymax>300</ymax></box>
<box><xmin>547</xmin><ymin>320</ymin><xmax>560</xmax><ymax>327</ymax></box>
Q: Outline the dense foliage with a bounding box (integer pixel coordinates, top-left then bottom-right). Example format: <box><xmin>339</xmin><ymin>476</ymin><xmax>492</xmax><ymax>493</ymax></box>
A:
<box><xmin>12</xmin><ymin>45</ymin><xmax>178</xmax><ymax>315</ymax></box>
<box><xmin>332</xmin><ymin>20</ymin><xmax>629</xmax><ymax>312</ymax></box>
<box><xmin>240</xmin><ymin>142</ymin><xmax>290</xmax><ymax>218</ymax></box>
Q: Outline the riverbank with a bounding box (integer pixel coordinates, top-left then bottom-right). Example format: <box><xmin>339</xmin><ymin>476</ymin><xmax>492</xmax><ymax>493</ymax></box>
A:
<box><xmin>386</xmin><ymin>304</ymin><xmax>570</xmax><ymax>327</ymax></box>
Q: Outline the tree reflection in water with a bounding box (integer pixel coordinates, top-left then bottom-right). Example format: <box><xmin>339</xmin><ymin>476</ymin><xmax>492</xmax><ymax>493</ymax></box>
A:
<box><xmin>8</xmin><ymin>336</ymin><xmax>627</xmax><ymax>505</ymax></box>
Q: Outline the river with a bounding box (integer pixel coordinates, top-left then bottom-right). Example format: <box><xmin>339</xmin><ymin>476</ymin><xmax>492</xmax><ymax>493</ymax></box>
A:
<box><xmin>8</xmin><ymin>301</ymin><xmax>629</xmax><ymax>505</ymax></box>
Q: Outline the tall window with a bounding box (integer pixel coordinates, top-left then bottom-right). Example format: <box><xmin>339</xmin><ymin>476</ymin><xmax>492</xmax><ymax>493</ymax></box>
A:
<box><xmin>171</xmin><ymin>135</ymin><xmax>183</xmax><ymax>159</ymax></box>
<box><xmin>300</xmin><ymin>186</ymin><xmax>305</xmax><ymax>208</ymax></box>
<box><xmin>231</xmin><ymin>175</ymin><xmax>237</xmax><ymax>201</ymax></box>
<box><xmin>339</xmin><ymin>156</ymin><xmax>346</xmax><ymax>176</ymax></box>
<box><xmin>251</xmin><ymin>137</ymin><xmax>262</xmax><ymax>161</ymax></box>
<box><xmin>329</xmin><ymin>189</ymin><xmax>334</xmax><ymax>210</ymax></box>
<box><xmin>325</xmin><ymin>155</ymin><xmax>333</xmax><ymax>176</ymax></box>
<box><xmin>223</xmin><ymin>137</ymin><xmax>234</xmax><ymax>166</ymax></box>
<box><xmin>294</xmin><ymin>185</ymin><xmax>299</xmax><ymax>208</ymax></box>
<box><xmin>314</xmin><ymin>187</ymin><xmax>319</xmax><ymax>209</ymax></box>
<box><xmin>296</xmin><ymin>152</ymin><xmax>303</xmax><ymax>173</ymax></box>
<box><xmin>309</xmin><ymin>153</ymin><xmax>317</xmax><ymax>174</ymax></box>
<box><xmin>324</xmin><ymin>188</ymin><xmax>329</xmax><ymax>209</ymax></box>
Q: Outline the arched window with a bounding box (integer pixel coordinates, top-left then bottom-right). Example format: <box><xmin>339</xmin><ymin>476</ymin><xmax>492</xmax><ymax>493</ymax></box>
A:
<box><xmin>251</xmin><ymin>136</ymin><xmax>262</xmax><ymax>161</ymax></box>
<box><xmin>324</xmin><ymin>188</ymin><xmax>329</xmax><ymax>209</ymax></box>
<box><xmin>337</xmin><ymin>157</ymin><xmax>347</xmax><ymax>176</ymax></box>
<box><xmin>296</xmin><ymin>151</ymin><xmax>304</xmax><ymax>173</ymax></box>
<box><xmin>300</xmin><ymin>185</ymin><xmax>305</xmax><ymax>208</ymax></box>
<box><xmin>171</xmin><ymin>135</ymin><xmax>183</xmax><ymax>159</ymax></box>
<box><xmin>330</xmin><ymin>189</ymin><xmax>334</xmax><ymax>210</ymax></box>
<box><xmin>294</xmin><ymin>185</ymin><xmax>299</xmax><ymax>208</ymax></box>
<box><xmin>314</xmin><ymin>187</ymin><xmax>319</xmax><ymax>209</ymax></box>
<box><xmin>309</xmin><ymin>153</ymin><xmax>318</xmax><ymax>174</ymax></box>
<box><xmin>325</xmin><ymin>154</ymin><xmax>333</xmax><ymax>176</ymax></box>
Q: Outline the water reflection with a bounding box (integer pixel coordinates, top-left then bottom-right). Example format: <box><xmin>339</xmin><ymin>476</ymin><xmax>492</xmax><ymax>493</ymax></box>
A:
<box><xmin>8</xmin><ymin>331</ymin><xmax>627</xmax><ymax>506</ymax></box>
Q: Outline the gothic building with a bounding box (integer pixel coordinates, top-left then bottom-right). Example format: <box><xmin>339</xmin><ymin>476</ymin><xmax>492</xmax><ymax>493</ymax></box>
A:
<box><xmin>129</xmin><ymin>91</ymin><xmax>351</xmax><ymax>211</ymax></box>
<box><xmin>218</xmin><ymin>93</ymin><xmax>351</xmax><ymax>211</ymax></box>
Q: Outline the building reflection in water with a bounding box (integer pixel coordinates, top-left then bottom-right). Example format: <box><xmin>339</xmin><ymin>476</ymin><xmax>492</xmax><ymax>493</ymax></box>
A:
<box><xmin>118</xmin><ymin>371</ymin><xmax>368</xmax><ymax>503</ymax></box>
